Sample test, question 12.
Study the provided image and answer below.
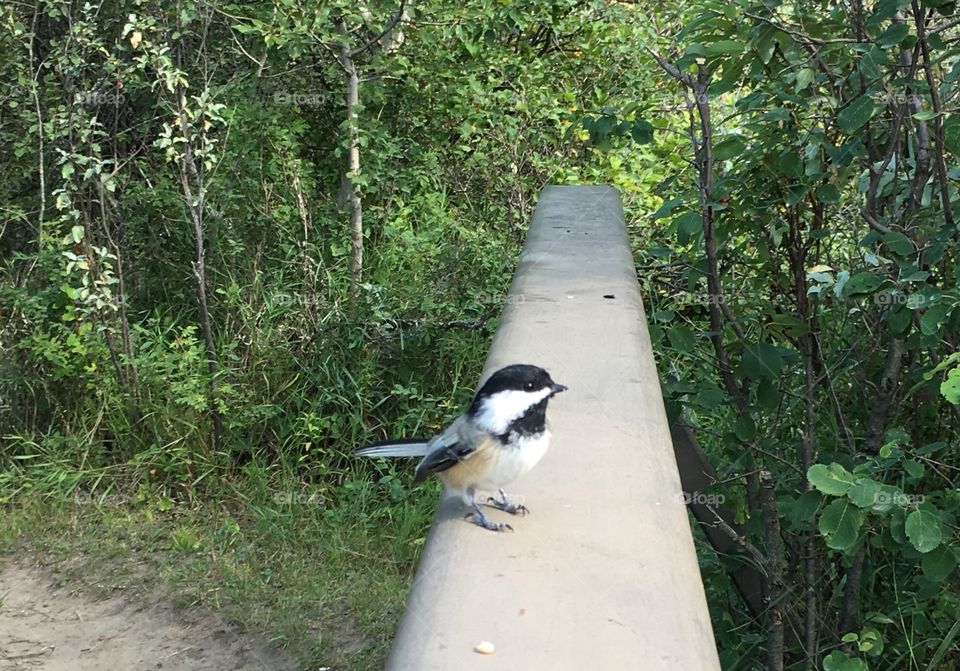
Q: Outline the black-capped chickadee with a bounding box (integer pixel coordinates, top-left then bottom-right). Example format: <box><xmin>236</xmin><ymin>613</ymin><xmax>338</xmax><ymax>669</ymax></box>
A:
<box><xmin>356</xmin><ymin>364</ymin><xmax>567</xmax><ymax>531</ymax></box>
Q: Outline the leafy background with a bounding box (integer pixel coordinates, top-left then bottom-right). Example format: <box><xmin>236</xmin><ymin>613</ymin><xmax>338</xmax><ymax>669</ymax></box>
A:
<box><xmin>1</xmin><ymin>0</ymin><xmax>958</xmax><ymax>669</ymax></box>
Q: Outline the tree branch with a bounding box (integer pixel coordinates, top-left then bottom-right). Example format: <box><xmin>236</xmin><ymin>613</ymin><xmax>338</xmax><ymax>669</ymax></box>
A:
<box><xmin>351</xmin><ymin>0</ymin><xmax>408</xmax><ymax>58</ymax></box>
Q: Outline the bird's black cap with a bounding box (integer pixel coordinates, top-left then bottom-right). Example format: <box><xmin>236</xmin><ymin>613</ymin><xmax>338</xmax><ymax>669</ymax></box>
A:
<box><xmin>469</xmin><ymin>364</ymin><xmax>566</xmax><ymax>410</ymax></box>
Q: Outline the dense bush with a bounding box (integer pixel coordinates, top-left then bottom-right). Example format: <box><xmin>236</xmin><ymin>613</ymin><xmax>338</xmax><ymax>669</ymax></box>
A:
<box><xmin>2</xmin><ymin>1</ymin><xmax>957</xmax><ymax>669</ymax></box>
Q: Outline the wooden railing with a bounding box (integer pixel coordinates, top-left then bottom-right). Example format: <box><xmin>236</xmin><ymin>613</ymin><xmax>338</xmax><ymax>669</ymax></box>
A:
<box><xmin>385</xmin><ymin>185</ymin><xmax>721</xmax><ymax>670</ymax></box>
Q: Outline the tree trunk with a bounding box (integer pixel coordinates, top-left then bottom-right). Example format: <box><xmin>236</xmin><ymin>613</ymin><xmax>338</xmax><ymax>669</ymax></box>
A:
<box><xmin>338</xmin><ymin>22</ymin><xmax>363</xmax><ymax>298</ymax></box>
<box><xmin>176</xmin><ymin>88</ymin><xmax>223</xmax><ymax>452</ymax></box>
<box><xmin>760</xmin><ymin>470</ymin><xmax>785</xmax><ymax>671</ymax></box>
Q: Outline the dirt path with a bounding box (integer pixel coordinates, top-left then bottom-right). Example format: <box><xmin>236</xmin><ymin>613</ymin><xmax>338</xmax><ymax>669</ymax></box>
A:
<box><xmin>0</xmin><ymin>561</ymin><xmax>297</xmax><ymax>671</ymax></box>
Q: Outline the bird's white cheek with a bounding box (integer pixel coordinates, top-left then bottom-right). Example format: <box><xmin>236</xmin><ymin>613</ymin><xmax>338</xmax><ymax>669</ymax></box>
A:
<box><xmin>475</xmin><ymin>388</ymin><xmax>552</xmax><ymax>433</ymax></box>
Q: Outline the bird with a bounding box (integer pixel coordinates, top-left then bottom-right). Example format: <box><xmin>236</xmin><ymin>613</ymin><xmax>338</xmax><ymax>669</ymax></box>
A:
<box><xmin>355</xmin><ymin>364</ymin><xmax>567</xmax><ymax>531</ymax></box>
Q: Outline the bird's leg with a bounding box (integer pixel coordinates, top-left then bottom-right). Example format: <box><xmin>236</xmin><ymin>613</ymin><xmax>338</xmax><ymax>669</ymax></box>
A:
<box><xmin>486</xmin><ymin>488</ymin><xmax>529</xmax><ymax>516</ymax></box>
<box><xmin>465</xmin><ymin>489</ymin><xmax>513</xmax><ymax>532</ymax></box>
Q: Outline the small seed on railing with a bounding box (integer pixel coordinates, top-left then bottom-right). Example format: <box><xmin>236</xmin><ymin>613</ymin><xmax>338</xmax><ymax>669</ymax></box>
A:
<box><xmin>474</xmin><ymin>641</ymin><xmax>495</xmax><ymax>655</ymax></box>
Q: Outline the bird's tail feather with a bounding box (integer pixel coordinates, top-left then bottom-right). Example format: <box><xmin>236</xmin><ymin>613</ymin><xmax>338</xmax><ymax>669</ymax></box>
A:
<box><xmin>355</xmin><ymin>438</ymin><xmax>431</xmax><ymax>458</ymax></box>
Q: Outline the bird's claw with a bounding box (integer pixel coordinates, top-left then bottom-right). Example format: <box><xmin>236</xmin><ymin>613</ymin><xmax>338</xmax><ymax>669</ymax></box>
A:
<box><xmin>486</xmin><ymin>489</ymin><xmax>529</xmax><ymax>516</ymax></box>
<box><xmin>465</xmin><ymin>511</ymin><xmax>513</xmax><ymax>532</ymax></box>
<box><xmin>486</xmin><ymin>496</ymin><xmax>528</xmax><ymax>516</ymax></box>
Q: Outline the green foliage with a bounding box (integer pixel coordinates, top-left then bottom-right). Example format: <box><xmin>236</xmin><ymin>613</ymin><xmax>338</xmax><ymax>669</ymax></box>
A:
<box><xmin>3</xmin><ymin>0</ymin><xmax>958</xmax><ymax>669</ymax></box>
<box><xmin>0</xmin><ymin>0</ymin><xmax>656</xmax><ymax>665</ymax></box>
<box><xmin>640</xmin><ymin>0</ymin><xmax>960</xmax><ymax>668</ymax></box>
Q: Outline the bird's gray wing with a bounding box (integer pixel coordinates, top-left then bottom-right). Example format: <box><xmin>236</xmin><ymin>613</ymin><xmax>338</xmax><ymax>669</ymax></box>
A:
<box><xmin>412</xmin><ymin>415</ymin><xmax>483</xmax><ymax>483</ymax></box>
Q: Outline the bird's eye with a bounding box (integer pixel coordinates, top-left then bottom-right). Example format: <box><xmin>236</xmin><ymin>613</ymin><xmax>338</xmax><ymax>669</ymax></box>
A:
<box><xmin>524</xmin><ymin>381</ymin><xmax>535</xmax><ymax>391</ymax></box>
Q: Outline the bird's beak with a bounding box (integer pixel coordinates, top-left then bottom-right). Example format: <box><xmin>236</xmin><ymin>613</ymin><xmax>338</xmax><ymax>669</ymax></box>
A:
<box><xmin>550</xmin><ymin>383</ymin><xmax>568</xmax><ymax>395</ymax></box>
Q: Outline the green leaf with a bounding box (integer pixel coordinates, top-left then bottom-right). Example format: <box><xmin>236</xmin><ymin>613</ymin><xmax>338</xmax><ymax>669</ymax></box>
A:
<box><xmin>742</xmin><ymin>344</ymin><xmax>784</xmax><ymax>381</ymax></box>
<box><xmin>921</xmin><ymin>302</ymin><xmax>951</xmax><ymax>336</ymax></box>
<box><xmin>694</xmin><ymin>386</ymin><xmax>724</xmax><ymax>409</ymax></box>
<box><xmin>900</xmin><ymin>270</ymin><xmax>930</xmax><ymax>282</ymax></box>
<box><xmin>818</xmin><ymin>184</ymin><xmax>842</xmax><ymax>203</ymax></box>
<box><xmin>866</xmin><ymin>613</ymin><xmax>896</xmax><ymax>625</ymax></box>
<box><xmin>765</xmin><ymin>107</ymin><xmax>790</xmax><ymax>121</ymax></box>
<box><xmin>785</xmin><ymin>183</ymin><xmax>811</xmax><ymax>206</ymax></box>
<box><xmin>734</xmin><ymin>413</ymin><xmax>756</xmax><ymax>441</ymax></box>
<box><xmin>809</xmin><ymin>463</ymin><xmax>857</xmax><ymax>496</ymax></box>
<box><xmin>942</xmin><ymin>115</ymin><xmax>960</xmax><ymax>154</ymax></box>
<box><xmin>668</xmin><ymin>325</ymin><xmax>696</xmax><ymax>353</ymax></box>
<box><xmin>795</xmin><ymin>67</ymin><xmax>815</xmax><ymax>91</ymax></box>
<box><xmin>653</xmin><ymin>198</ymin><xmax>683</xmax><ymax>219</ymax></box>
<box><xmin>921</xmin><ymin>543</ymin><xmax>957</xmax><ymax>582</ymax></box>
<box><xmin>905</xmin><ymin>505</ymin><xmax>943</xmax><ymax>553</ymax></box>
<box><xmin>778</xmin><ymin>150</ymin><xmax>803</xmax><ymax>178</ymax></box>
<box><xmin>703</xmin><ymin>40</ymin><xmax>744</xmax><ymax>56</ymax></box>
<box><xmin>858</xmin><ymin>48</ymin><xmax>885</xmax><ymax>79</ymax></box>
<box><xmin>583</xmin><ymin>114</ymin><xmax>618</xmax><ymax>148</ymax></box>
<box><xmin>903</xmin><ymin>459</ymin><xmax>925</xmax><ymax>478</ymax></box>
<box><xmin>756</xmin><ymin>377</ymin><xmax>780</xmax><ymax>410</ymax></box>
<box><xmin>59</xmin><ymin>283</ymin><xmax>78</xmax><ymax>300</ymax></box>
<box><xmin>916</xmin><ymin>441</ymin><xmax>947</xmax><ymax>455</ymax></box>
<box><xmin>674</xmin><ymin>211</ymin><xmax>701</xmax><ymax>244</ymax></box>
<box><xmin>876</xmin><ymin>22</ymin><xmax>909</xmax><ymax>48</ymax></box>
<box><xmin>844</xmin><ymin>271</ymin><xmax>884</xmax><ymax>297</ymax></box>
<box><xmin>70</xmin><ymin>225</ymin><xmax>84</xmax><ymax>244</ymax></box>
<box><xmin>882</xmin><ymin>231</ymin><xmax>914</xmax><ymax>256</ymax></box>
<box><xmin>712</xmin><ymin>58</ymin><xmax>744</xmax><ymax>94</ymax></box>
<box><xmin>907</xmin><ymin>285</ymin><xmax>942</xmax><ymax>309</ymax></box>
<box><xmin>887</xmin><ymin>304</ymin><xmax>912</xmax><ymax>333</ymax></box>
<box><xmin>838</xmin><ymin>95</ymin><xmax>877</xmax><ymax>133</ymax></box>
<box><xmin>941</xmin><ymin>366</ymin><xmax>960</xmax><ymax>403</ymax></box>
<box><xmin>714</xmin><ymin>136</ymin><xmax>746</xmax><ymax>160</ymax></box>
<box><xmin>929</xmin><ymin>30</ymin><xmax>948</xmax><ymax>49</ymax></box>
<box><xmin>859</xmin><ymin>626</ymin><xmax>884</xmax><ymax>657</ymax></box>
<box><xmin>823</xmin><ymin>651</ymin><xmax>868</xmax><ymax>671</ymax></box>
<box><xmin>868</xmin><ymin>0</ymin><xmax>899</xmax><ymax>26</ymax></box>
<box><xmin>789</xmin><ymin>490</ymin><xmax>823</xmax><ymax>526</ymax></box>
<box><xmin>631</xmin><ymin>119</ymin><xmax>654</xmax><ymax>144</ymax></box>
<box><xmin>755</xmin><ymin>26</ymin><xmax>776</xmax><ymax>63</ymax></box>
<box><xmin>890</xmin><ymin>507</ymin><xmax>907</xmax><ymax>543</ymax></box>
<box><xmin>819</xmin><ymin>499</ymin><xmax>863</xmax><ymax>550</ymax></box>
<box><xmin>847</xmin><ymin>478</ymin><xmax>883</xmax><ymax>508</ymax></box>
<box><xmin>872</xmin><ymin>485</ymin><xmax>904</xmax><ymax>513</ymax></box>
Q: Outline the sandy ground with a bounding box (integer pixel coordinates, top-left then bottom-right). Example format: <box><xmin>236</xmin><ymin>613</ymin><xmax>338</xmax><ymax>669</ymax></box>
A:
<box><xmin>0</xmin><ymin>560</ymin><xmax>297</xmax><ymax>671</ymax></box>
